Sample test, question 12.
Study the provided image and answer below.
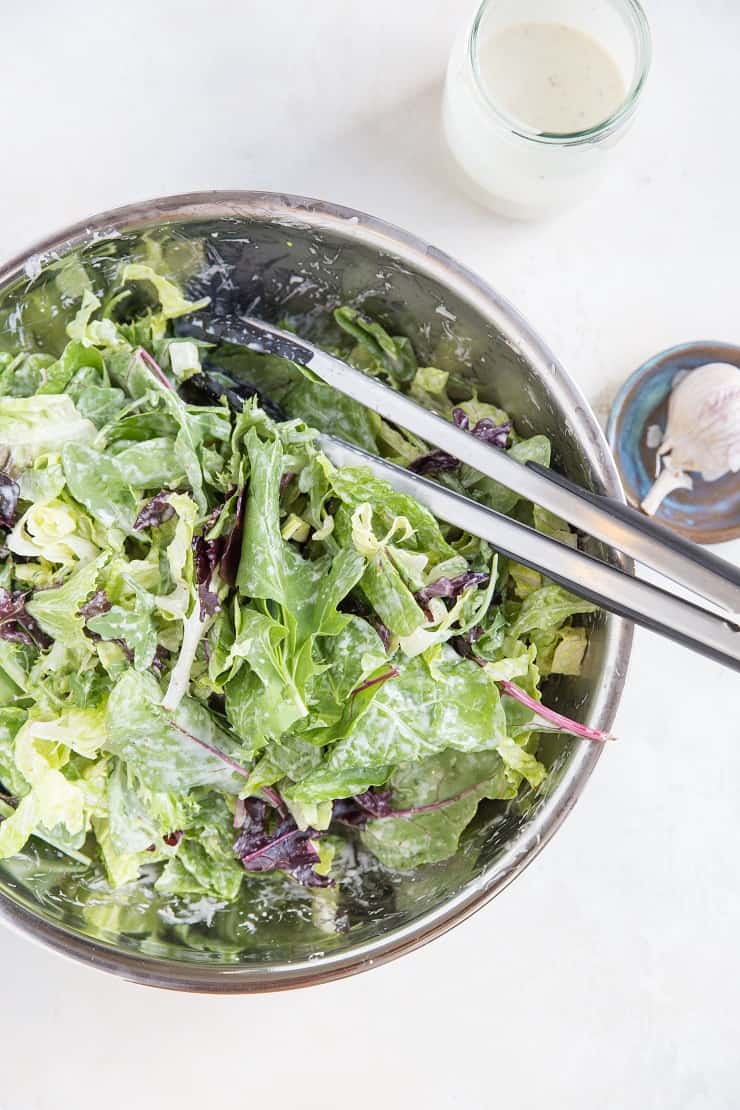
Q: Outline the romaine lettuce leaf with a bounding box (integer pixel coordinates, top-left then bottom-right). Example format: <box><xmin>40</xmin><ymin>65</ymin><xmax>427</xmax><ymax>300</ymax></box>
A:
<box><xmin>511</xmin><ymin>584</ymin><xmax>597</xmax><ymax>638</ymax></box>
<box><xmin>62</xmin><ymin>443</ymin><xmax>138</xmax><ymax>532</ymax></box>
<box><xmin>0</xmin><ymin>394</ymin><xmax>96</xmax><ymax>468</ymax></box>
<box><xmin>0</xmin><ymin>708</ymin><xmax>106</xmax><ymax>858</ymax></box>
<box><xmin>8</xmin><ymin>496</ymin><xmax>102</xmax><ymax>565</ymax></box>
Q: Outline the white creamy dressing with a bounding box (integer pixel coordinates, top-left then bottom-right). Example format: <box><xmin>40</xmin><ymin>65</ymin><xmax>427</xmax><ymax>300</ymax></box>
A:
<box><xmin>478</xmin><ymin>22</ymin><xmax>626</xmax><ymax>134</ymax></box>
<box><xmin>443</xmin><ymin>18</ymin><xmax>630</xmax><ymax>217</ymax></box>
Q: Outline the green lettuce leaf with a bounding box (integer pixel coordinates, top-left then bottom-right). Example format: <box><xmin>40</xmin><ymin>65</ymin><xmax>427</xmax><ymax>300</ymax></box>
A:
<box><xmin>361</xmin><ymin>749</ymin><xmax>515</xmax><ymax>869</ymax></box>
<box><xmin>0</xmin><ymin>394</ymin><xmax>96</xmax><ymax>467</ymax></box>
<box><xmin>0</xmin><ymin>709</ymin><xmax>106</xmax><ymax>859</ymax></box>
<box><xmin>511</xmin><ymin>584</ymin><xmax>597</xmax><ymax>638</ymax></box>
<box><xmin>120</xmin><ymin>264</ymin><xmax>210</xmax><ymax>320</ymax></box>
<box><xmin>105</xmin><ymin>670</ymin><xmax>246</xmax><ymax>793</ymax></box>
<box><xmin>292</xmin><ymin>647</ymin><xmax>507</xmax><ymax>806</ymax></box>
<box><xmin>334</xmin><ymin>306</ymin><xmax>417</xmax><ymax>383</ymax></box>
<box><xmin>87</xmin><ymin>592</ymin><xmax>158</xmax><ymax>671</ymax></box>
<box><xmin>62</xmin><ymin>443</ymin><xmax>138</xmax><ymax>532</ymax></box>
<box><xmin>26</xmin><ymin>556</ymin><xmax>103</xmax><ymax>651</ymax></box>
<box><xmin>0</xmin><ymin>708</ymin><xmax>30</xmax><ymax>798</ymax></box>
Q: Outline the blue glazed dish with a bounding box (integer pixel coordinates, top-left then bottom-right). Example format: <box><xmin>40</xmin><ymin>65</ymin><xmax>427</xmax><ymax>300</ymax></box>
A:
<box><xmin>608</xmin><ymin>341</ymin><xmax>740</xmax><ymax>545</ymax></box>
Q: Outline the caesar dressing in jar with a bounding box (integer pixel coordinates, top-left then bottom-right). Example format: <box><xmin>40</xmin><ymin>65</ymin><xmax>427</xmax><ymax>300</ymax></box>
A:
<box><xmin>443</xmin><ymin>0</ymin><xmax>651</xmax><ymax>219</ymax></box>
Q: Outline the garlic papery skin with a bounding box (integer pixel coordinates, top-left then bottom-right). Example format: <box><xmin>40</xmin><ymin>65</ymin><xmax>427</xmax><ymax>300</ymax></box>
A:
<box><xmin>641</xmin><ymin>362</ymin><xmax>740</xmax><ymax>516</ymax></box>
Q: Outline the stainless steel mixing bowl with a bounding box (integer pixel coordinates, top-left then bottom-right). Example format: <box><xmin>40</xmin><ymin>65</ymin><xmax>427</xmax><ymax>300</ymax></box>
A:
<box><xmin>0</xmin><ymin>192</ymin><xmax>632</xmax><ymax>991</ymax></box>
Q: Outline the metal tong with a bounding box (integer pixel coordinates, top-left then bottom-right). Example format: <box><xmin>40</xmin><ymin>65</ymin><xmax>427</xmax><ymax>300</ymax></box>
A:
<box><xmin>186</xmin><ymin>315</ymin><xmax>740</xmax><ymax>674</ymax></box>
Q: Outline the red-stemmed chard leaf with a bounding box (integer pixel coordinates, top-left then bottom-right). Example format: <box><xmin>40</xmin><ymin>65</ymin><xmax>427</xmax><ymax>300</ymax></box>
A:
<box><xmin>370</xmin><ymin>615</ymin><xmax>392</xmax><ymax>653</ymax></box>
<box><xmin>450</xmin><ymin>634</ymin><xmax>613</xmax><ymax>744</ymax></box>
<box><xmin>234</xmin><ymin>800</ymin><xmax>330</xmax><ymax>887</ymax></box>
<box><xmin>169</xmin><ymin>720</ymin><xmax>252</xmax><ymax>778</ymax></box>
<box><xmin>497</xmin><ymin>680</ymin><xmax>615</xmax><ymax>744</ymax></box>
<box><xmin>332</xmin><ymin>781</ymin><xmax>497</xmax><ymax>828</ymax></box>
<box><xmin>136</xmin><ymin>348</ymin><xmax>174</xmax><ymax>391</ymax></box>
<box><xmin>351</xmin><ymin>667</ymin><xmax>400</xmax><ymax>697</ymax></box>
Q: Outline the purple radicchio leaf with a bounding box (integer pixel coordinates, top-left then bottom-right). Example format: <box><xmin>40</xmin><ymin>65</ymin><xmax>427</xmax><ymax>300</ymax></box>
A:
<box><xmin>192</xmin><ymin>533</ymin><xmax>221</xmax><ymax>618</ymax></box>
<box><xmin>332</xmin><ymin>790</ymin><xmax>394</xmax><ymax>829</ymax></box>
<box><xmin>78</xmin><ymin>590</ymin><xmax>112</xmax><ymax>620</ymax></box>
<box><xmin>133</xmin><ymin>490</ymin><xmax>176</xmax><ymax>531</ymax></box>
<box><xmin>498</xmin><ymin>680</ymin><xmax>615</xmax><ymax>744</ymax></box>
<box><xmin>331</xmin><ymin>798</ymin><xmax>371</xmax><ymax>829</ymax></box>
<box><xmin>79</xmin><ymin>591</ymin><xmax>171</xmax><ymax>677</ymax></box>
<box><xmin>78</xmin><ymin>589</ymin><xmax>136</xmax><ymax>664</ymax></box>
<box><xmin>409</xmin><ymin>408</ymin><xmax>512</xmax><ymax>477</ymax></box>
<box><xmin>471</xmin><ymin>418</ymin><xmax>512</xmax><ymax>448</ymax></box>
<box><xmin>450</xmin><ymin>624</ymin><xmax>485</xmax><ymax>663</ymax></box>
<box><xmin>163</xmin><ymin>830</ymin><xmax>183</xmax><ymax>847</ymax></box>
<box><xmin>234</xmin><ymin>804</ymin><xmax>331</xmax><ymax>887</ymax></box>
<box><xmin>150</xmin><ymin>644</ymin><xmax>172</xmax><ymax>677</ymax></box>
<box><xmin>415</xmin><ymin>571</ymin><xmax>489</xmax><ymax>621</ymax></box>
<box><xmin>370</xmin><ymin>615</ymin><xmax>392</xmax><ymax>653</ymax></box>
<box><xmin>408</xmin><ymin>448</ymin><xmax>459</xmax><ymax>477</ymax></box>
<box><xmin>0</xmin><ymin>588</ymin><xmax>52</xmax><ymax>649</ymax></box>
<box><xmin>0</xmin><ymin>474</ymin><xmax>20</xmax><ymax>530</ymax></box>
<box><xmin>219</xmin><ymin>485</ymin><xmax>246</xmax><ymax>587</ymax></box>
<box><xmin>331</xmin><ymin>780</ymin><xmax>496</xmax><ymax>829</ymax></box>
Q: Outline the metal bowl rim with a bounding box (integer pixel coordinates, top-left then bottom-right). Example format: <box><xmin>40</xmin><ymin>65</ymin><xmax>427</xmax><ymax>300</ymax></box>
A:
<box><xmin>0</xmin><ymin>190</ymin><xmax>633</xmax><ymax>992</ymax></box>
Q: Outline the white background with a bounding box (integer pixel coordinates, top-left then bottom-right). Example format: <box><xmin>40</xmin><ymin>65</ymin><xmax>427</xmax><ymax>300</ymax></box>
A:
<box><xmin>1</xmin><ymin>2</ymin><xmax>739</xmax><ymax>1107</ymax></box>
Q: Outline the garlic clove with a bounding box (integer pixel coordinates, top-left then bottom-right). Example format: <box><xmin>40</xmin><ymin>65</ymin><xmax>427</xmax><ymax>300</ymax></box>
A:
<box><xmin>641</xmin><ymin>465</ymin><xmax>692</xmax><ymax>516</ymax></box>
<box><xmin>641</xmin><ymin>362</ymin><xmax>740</xmax><ymax>515</ymax></box>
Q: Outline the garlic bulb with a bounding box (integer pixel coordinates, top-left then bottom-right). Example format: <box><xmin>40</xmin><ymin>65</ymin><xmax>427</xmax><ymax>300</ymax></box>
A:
<box><xmin>641</xmin><ymin>362</ymin><xmax>740</xmax><ymax>515</ymax></box>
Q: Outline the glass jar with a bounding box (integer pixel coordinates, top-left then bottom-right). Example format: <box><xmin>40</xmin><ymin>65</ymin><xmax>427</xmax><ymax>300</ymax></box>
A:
<box><xmin>442</xmin><ymin>0</ymin><xmax>652</xmax><ymax>219</ymax></box>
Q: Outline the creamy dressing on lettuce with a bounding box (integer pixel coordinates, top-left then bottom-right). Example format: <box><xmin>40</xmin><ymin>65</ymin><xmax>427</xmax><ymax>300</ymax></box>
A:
<box><xmin>0</xmin><ymin>251</ymin><xmax>596</xmax><ymax>902</ymax></box>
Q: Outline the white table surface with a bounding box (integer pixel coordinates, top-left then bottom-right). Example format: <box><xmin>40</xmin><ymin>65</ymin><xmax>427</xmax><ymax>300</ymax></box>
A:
<box><xmin>2</xmin><ymin>2</ymin><xmax>739</xmax><ymax>1107</ymax></box>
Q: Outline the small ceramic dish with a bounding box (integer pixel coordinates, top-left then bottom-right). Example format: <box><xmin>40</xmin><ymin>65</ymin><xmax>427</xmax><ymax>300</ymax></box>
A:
<box><xmin>608</xmin><ymin>341</ymin><xmax>740</xmax><ymax>545</ymax></box>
